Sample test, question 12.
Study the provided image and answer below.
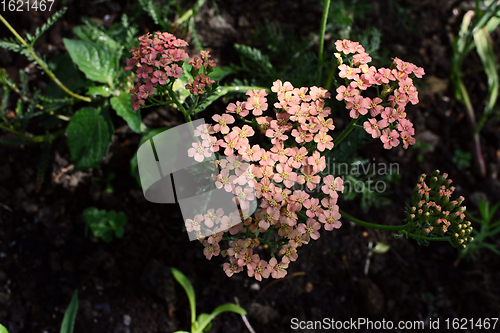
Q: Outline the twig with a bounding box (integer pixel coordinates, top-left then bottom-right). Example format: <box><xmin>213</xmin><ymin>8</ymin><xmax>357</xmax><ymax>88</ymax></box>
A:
<box><xmin>54</xmin><ymin>164</ymin><xmax>74</xmax><ymax>183</ymax></box>
<box><xmin>0</xmin><ymin>203</ymin><xmax>13</xmax><ymax>212</ymax></box>
<box><xmin>233</xmin><ymin>297</ymin><xmax>256</xmax><ymax>333</ymax></box>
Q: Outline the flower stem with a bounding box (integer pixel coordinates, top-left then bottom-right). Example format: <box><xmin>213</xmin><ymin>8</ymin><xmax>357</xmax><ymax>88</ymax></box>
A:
<box><xmin>333</xmin><ymin>117</ymin><xmax>358</xmax><ymax>147</ymax></box>
<box><xmin>400</xmin><ymin>231</ymin><xmax>450</xmax><ymax>242</ymax></box>
<box><xmin>339</xmin><ymin>208</ymin><xmax>409</xmax><ymax>231</ymax></box>
<box><xmin>0</xmin><ymin>14</ymin><xmax>91</xmax><ymax>102</ymax></box>
<box><xmin>317</xmin><ymin>0</ymin><xmax>331</xmax><ymax>86</ymax></box>
<box><xmin>166</xmin><ymin>85</ymin><xmax>191</xmax><ymax>123</ymax></box>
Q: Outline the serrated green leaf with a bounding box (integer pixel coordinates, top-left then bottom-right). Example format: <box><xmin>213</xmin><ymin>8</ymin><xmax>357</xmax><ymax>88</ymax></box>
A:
<box><xmin>60</xmin><ymin>291</ymin><xmax>78</xmax><ymax>333</ymax></box>
<box><xmin>72</xmin><ymin>22</ymin><xmax>122</xmax><ymax>52</ymax></box>
<box><xmin>473</xmin><ymin>27</ymin><xmax>499</xmax><ymax>114</ymax></box>
<box><xmin>110</xmin><ymin>94</ymin><xmax>144</xmax><ymax>133</ymax></box>
<box><xmin>87</xmin><ymin>85</ymin><xmax>112</xmax><ymax>97</ymax></box>
<box><xmin>63</xmin><ymin>39</ymin><xmax>119</xmax><ymax>87</ymax></box>
<box><xmin>31</xmin><ymin>8</ymin><xmax>67</xmax><ymax>46</ymax></box>
<box><xmin>66</xmin><ymin>107</ymin><xmax>114</xmax><ymax>170</ymax></box>
<box><xmin>0</xmin><ymin>39</ymin><xmax>23</xmax><ymax>53</ymax></box>
<box><xmin>234</xmin><ymin>44</ymin><xmax>273</xmax><ymax>72</ymax></box>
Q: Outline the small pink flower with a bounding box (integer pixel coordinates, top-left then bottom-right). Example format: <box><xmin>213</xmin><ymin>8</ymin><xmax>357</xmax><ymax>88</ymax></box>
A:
<box><xmin>345</xmin><ymin>95</ymin><xmax>370</xmax><ymax>119</ymax></box>
<box><xmin>318</xmin><ymin>210</ymin><xmax>342</xmax><ymax>231</ymax></box>
<box><xmin>363</xmin><ymin>118</ymin><xmax>388</xmax><ymax>138</ymax></box>
<box><xmin>166</xmin><ymin>64</ymin><xmax>183</xmax><ymax>78</ymax></box>
<box><xmin>223</xmin><ymin>257</ymin><xmax>243</xmax><ymax>277</ymax></box>
<box><xmin>338</xmin><ymin>64</ymin><xmax>361</xmax><ymax>80</ymax></box>
<box><xmin>202</xmin><ymin>240</ymin><xmax>220</xmax><ymax>260</ymax></box>
<box><xmin>308</xmin><ymin>151</ymin><xmax>326</xmax><ymax>173</ymax></box>
<box><xmin>271</xmin><ymin>80</ymin><xmax>294</xmax><ymax>94</ymax></box>
<box><xmin>401</xmin><ymin>131</ymin><xmax>416</xmax><ymax>149</ymax></box>
<box><xmin>380</xmin><ymin>129</ymin><xmax>400</xmax><ymax>149</ymax></box>
<box><xmin>151</xmin><ymin>70</ymin><xmax>168</xmax><ymax>84</ymax></box>
<box><xmin>247</xmin><ymin>259</ymin><xmax>270</xmax><ymax>281</ymax></box>
<box><xmin>376</xmin><ymin>68</ymin><xmax>395</xmax><ymax>83</ymax></box>
<box><xmin>246</xmin><ymin>95</ymin><xmax>268</xmax><ymax>116</ymax></box>
<box><xmin>212</xmin><ymin>114</ymin><xmax>235</xmax><ymax>134</ymax></box>
<box><xmin>335</xmin><ymin>39</ymin><xmax>357</xmax><ymax>54</ymax></box>
<box><xmin>297</xmin><ymin>218</ymin><xmax>322</xmax><ymax>240</ymax></box>
<box><xmin>188</xmin><ymin>141</ymin><xmax>212</xmax><ymax>162</ymax></box>
<box><xmin>322</xmin><ymin>175</ymin><xmax>344</xmax><ymax>196</ymax></box>
<box><xmin>226</xmin><ymin>101</ymin><xmax>249</xmax><ymax>117</ymax></box>
<box><xmin>267</xmin><ymin>257</ymin><xmax>288</xmax><ymax>279</ymax></box>
<box><xmin>314</xmin><ymin>130</ymin><xmax>334</xmax><ymax>152</ymax></box>
<box><xmin>303</xmin><ymin>198</ymin><xmax>323</xmax><ymax>219</ymax></box>
<box><xmin>137</xmin><ymin>65</ymin><xmax>154</xmax><ymax>79</ymax></box>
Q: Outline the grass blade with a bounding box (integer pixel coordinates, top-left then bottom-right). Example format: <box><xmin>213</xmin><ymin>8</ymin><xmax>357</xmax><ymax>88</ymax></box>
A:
<box><xmin>60</xmin><ymin>291</ymin><xmax>78</xmax><ymax>333</ymax></box>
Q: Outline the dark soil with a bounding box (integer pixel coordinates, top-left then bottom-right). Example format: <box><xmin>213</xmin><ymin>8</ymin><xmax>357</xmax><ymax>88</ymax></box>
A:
<box><xmin>1</xmin><ymin>1</ymin><xmax>500</xmax><ymax>332</ymax></box>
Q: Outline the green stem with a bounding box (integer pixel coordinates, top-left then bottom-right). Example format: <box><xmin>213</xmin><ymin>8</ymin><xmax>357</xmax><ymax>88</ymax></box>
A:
<box><xmin>333</xmin><ymin>117</ymin><xmax>358</xmax><ymax>147</ymax></box>
<box><xmin>317</xmin><ymin>0</ymin><xmax>331</xmax><ymax>85</ymax></box>
<box><xmin>400</xmin><ymin>231</ymin><xmax>450</xmax><ymax>242</ymax></box>
<box><xmin>0</xmin><ymin>14</ymin><xmax>91</xmax><ymax>102</ymax></box>
<box><xmin>166</xmin><ymin>85</ymin><xmax>191</xmax><ymax>122</ymax></box>
<box><xmin>340</xmin><ymin>208</ymin><xmax>409</xmax><ymax>231</ymax></box>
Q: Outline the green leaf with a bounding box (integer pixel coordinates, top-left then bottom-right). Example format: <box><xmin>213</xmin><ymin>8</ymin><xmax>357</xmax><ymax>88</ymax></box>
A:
<box><xmin>87</xmin><ymin>85</ymin><xmax>112</xmax><ymax>97</ymax></box>
<box><xmin>0</xmin><ymin>324</ymin><xmax>8</xmax><ymax>333</ymax></box>
<box><xmin>31</xmin><ymin>8</ymin><xmax>68</xmax><ymax>46</ymax></box>
<box><xmin>171</xmin><ymin>268</ymin><xmax>197</xmax><ymax>327</ymax></box>
<box><xmin>60</xmin><ymin>291</ymin><xmax>78</xmax><ymax>333</ymax></box>
<box><xmin>473</xmin><ymin>27</ymin><xmax>499</xmax><ymax>114</ymax></box>
<box><xmin>63</xmin><ymin>39</ymin><xmax>119</xmax><ymax>87</ymax></box>
<box><xmin>72</xmin><ymin>22</ymin><xmax>122</xmax><ymax>52</ymax></box>
<box><xmin>194</xmin><ymin>303</ymin><xmax>247</xmax><ymax>333</ymax></box>
<box><xmin>208</xmin><ymin>66</ymin><xmax>234</xmax><ymax>82</ymax></box>
<box><xmin>196</xmin><ymin>313</ymin><xmax>212</xmax><ymax>332</ymax></box>
<box><xmin>66</xmin><ymin>107</ymin><xmax>114</xmax><ymax>170</ymax></box>
<box><xmin>110</xmin><ymin>94</ymin><xmax>144</xmax><ymax>133</ymax></box>
<box><xmin>46</xmin><ymin>53</ymin><xmax>88</xmax><ymax>99</ymax></box>
<box><xmin>372</xmin><ymin>242</ymin><xmax>390</xmax><ymax>254</ymax></box>
<box><xmin>172</xmin><ymin>61</ymin><xmax>193</xmax><ymax>104</ymax></box>
<box><xmin>234</xmin><ymin>44</ymin><xmax>274</xmax><ymax>72</ymax></box>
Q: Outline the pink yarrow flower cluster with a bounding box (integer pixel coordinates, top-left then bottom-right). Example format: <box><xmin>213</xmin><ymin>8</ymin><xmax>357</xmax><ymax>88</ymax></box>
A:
<box><xmin>186</xmin><ymin>80</ymin><xmax>344</xmax><ymax>280</ymax></box>
<box><xmin>125</xmin><ymin>31</ymin><xmax>215</xmax><ymax>110</ymax></box>
<box><xmin>334</xmin><ymin>39</ymin><xmax>425</xmax><ymax>149</ymax></box>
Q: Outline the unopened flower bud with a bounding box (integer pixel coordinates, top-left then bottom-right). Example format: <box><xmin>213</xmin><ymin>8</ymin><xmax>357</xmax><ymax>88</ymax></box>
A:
<box><xmin>334</xmin><ymin>52</ymin><xmax>343</xmax><ymax>65</ymax></box>
<box><xmin>430</xmin><ymin>176</ymin><xmax>439</xmax><ymax>188</ymax></box>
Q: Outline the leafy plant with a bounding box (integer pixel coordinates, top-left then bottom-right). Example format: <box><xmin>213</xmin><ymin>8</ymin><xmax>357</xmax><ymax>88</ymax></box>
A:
<box><xmin>460</xmin><ymin>200</ymin><xmax>500</xmax><ymax>259</ymax></box>
<box><xmin>170</xmin><ymin>267</ymin><xmax>247</xmax><ymax>333</ymax></box>
<box><xmin>137</xmin><ymin>0</ymin><xmax>207</xmax><ymax>51</ymax></box>
<box><xmin>451</xmin><ymin>0</ymin><xmax>500</xmax><ymax>177</ymax></box>
<box><xmin>452</xmin><ymin>149</ymin><xmax>472</xmax><ymax>170</ymax></box>
<box><xmin>83</xmin><ymin>207</ymin><xmax>128</xmax><ymax>243</ymax></box>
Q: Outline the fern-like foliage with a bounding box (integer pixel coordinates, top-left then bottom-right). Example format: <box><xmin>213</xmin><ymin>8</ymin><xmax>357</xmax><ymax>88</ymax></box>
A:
<box><xmin>28</xmin><ymin>7</ymin><xmax>68</xmax><ymax>46</ymax></box>
<box><xmin>138</xmin><ymin>0</ymin><xmax>163</xmax><ymax>27</ymax></box>
<box><xmin>0</xmin><ymin>38</ymin><xmax>34</xmax><ymax>61</ymax></box>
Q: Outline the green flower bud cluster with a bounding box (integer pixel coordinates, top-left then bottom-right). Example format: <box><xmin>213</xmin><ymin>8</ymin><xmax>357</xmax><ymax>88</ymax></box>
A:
<box><xmin>406</xmin><ymin>170</ymin><xmax>473</xmax><ymax>249</ymax></box>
